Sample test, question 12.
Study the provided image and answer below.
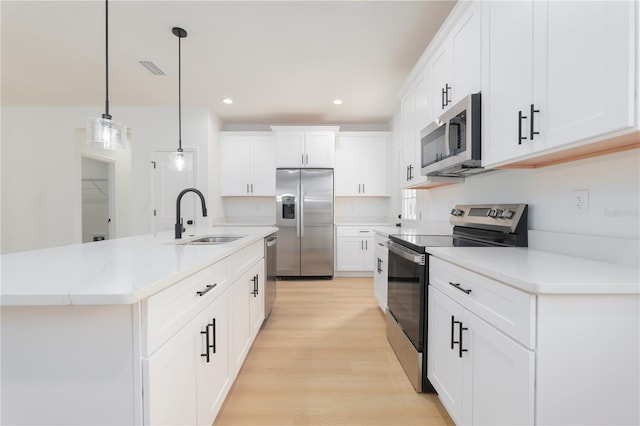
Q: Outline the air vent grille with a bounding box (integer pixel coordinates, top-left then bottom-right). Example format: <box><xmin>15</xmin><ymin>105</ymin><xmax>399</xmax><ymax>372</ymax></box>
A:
<box><xmin>138</xmin><ymin>61</ymin><xmax>165</xmax><ymax>75</ymax></box>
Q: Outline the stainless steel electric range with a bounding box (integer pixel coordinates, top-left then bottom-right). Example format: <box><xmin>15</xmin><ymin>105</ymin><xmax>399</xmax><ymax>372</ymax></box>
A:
<box><xmin>385</xmin><ymin>204</ymin><xmax>529</xmax><ymax>392</ymax></box>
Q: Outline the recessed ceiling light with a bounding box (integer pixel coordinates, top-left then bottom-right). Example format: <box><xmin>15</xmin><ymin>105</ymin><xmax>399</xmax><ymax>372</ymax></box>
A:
<box><xmin>223</xmin><ymin>98</ymin><xmax>233</xmax><ymax>105</ymax></box>
<box><xmin>333</xmin><ymin>99</ymin><xmax>343</xmax><ymax>105</ymax></box>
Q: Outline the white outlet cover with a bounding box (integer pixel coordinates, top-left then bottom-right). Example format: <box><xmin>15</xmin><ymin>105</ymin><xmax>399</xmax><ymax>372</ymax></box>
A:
<box><xmin>573</xmin><ymin>190</ymin><xmax>589</xmax><ymax>215</ymax></box>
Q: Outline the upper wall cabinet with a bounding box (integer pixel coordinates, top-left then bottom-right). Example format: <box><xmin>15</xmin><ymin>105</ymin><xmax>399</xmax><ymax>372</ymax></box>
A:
<box><xmin>273</xmin><ymin>127</ymin><xmax>337</xmax><ymax>168</ymax></box>
<box><xmin>220</xmin><ymin>133</ymin><xmax>275</xmax><ymax>196</ymax></box>
<box><xmin>399</xmin><ymin>0</ymin><xmax>480</xmax><ymax>190</ymax></box>
<box><xmin>427</xmin><ymin>1</ymin><xmax>481</xmax><ymax>123</ymax></box>
<box><xmin>335</xmin><ymin>132</ymin><xmax>390</xmax><ymax>197</ymax></box>
<box><xmin>482</xmin><ymin>0</ymin><xmax>637</xmax><ymax>168</ymax></box>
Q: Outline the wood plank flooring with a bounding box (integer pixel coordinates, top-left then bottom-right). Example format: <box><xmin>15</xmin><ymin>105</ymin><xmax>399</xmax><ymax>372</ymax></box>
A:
<box><xmin>214</xmin><ymin>277</ymin><xmax>455</xmax><ymax>426</ymax></box>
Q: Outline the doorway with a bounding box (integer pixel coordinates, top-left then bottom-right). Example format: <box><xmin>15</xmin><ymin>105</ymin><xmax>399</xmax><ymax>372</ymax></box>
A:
<box><xmin>152</xmin><ymin>149</ymin><xmax>197</xmax><ymax>233</ymax></box>
<box><xmin>81</xmin><ymin>157</ymin><xmax>115</xmax><ymax>242</ymax></box>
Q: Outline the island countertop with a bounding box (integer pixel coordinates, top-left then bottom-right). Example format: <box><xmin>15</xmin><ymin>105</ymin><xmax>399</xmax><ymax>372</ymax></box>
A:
<box><xmin>0</xmin><ymin>227</ymin><xmax>277</xmax><ymax>306</ymax></box>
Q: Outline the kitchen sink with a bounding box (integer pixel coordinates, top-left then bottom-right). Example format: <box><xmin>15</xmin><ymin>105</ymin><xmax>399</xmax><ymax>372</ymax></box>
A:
<box><xmin>179</xmin><ymin>235</ymin><xmax>245</xmax><ymax>245</ymax></box>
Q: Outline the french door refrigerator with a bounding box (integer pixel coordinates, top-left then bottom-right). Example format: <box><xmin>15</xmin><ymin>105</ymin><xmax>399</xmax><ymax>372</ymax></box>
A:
<box><xmin>276</xmin><ymin>169</ymin><xmax>334</xmax><ymax>278</ymax></box>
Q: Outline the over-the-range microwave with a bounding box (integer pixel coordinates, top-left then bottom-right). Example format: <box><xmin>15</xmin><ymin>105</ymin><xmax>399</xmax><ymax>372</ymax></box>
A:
<box><xmin>420</xmin><ymin>92</ymin><xmax>489</xmax><ymax>177</ymax></box>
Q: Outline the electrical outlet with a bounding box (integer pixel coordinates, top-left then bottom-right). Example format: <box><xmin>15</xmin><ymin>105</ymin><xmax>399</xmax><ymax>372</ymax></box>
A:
<box><xmin>573</xmin><ymin>190</ymin><xmax>589</xmax><ymax>215</ymax></box>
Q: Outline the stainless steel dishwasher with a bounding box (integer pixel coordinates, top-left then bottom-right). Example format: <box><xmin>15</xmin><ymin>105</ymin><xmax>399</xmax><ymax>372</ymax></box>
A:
<box><xmin>264</xmin><ymin>233</ymin><xmax>278</xmax><ymax>319</ymax></box>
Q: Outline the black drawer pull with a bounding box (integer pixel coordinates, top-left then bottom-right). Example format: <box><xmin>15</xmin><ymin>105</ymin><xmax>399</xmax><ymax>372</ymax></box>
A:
<box><xmin>458</xmin><ymin>321</ymin><xmax>468</xmax><ymax>358</ymax></box>
<box><xmin>196</xmin><ymin>283</ymin><xmax>217</xmax><ymax>297</ymax></box>
<box><xmin>449</xmin><ymin>281</ymin><xmax>472</xmax><ymax>294</ymax></box>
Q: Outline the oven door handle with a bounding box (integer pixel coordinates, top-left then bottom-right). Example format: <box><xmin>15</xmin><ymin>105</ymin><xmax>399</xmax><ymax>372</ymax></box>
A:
<box><xmin>386</xmin><ymin>241</ymin><xmax>425</xmax><ymax>265</ymax></box>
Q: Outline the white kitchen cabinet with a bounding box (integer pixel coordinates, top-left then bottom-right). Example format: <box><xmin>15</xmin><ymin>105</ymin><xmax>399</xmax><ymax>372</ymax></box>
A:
<box><xmin>335</xmin><ymin>132</ymin><xmax>390</xmax><ymax>197</ymax></box>
<box><xmin>482</xmin><ymin>0</ymin><xmax>636</xmax><ymax>167</ymax></box>
<box><xmin>427</xmin><ymin>1</ymin><xmax>481</xmax><ymax>121</ymax></box>
<box><xmin>372</xmin><ymin>234</ymin><xmax>388</xmax><ymax>312</ymax></box>
<box><xmin>428</xmin><ymin>255</ymin><xmax>639</xmax><ymax>425</ymax></box>
<box><xmin>336</xmin><ymin>227</ymin><xmax>374</xmax><ymax>273</ymax></box>
<box><xmin>220</xmin><ymin>133</ymin><xmax>275</xmax><ymax>196</ymax></box>
<box><xmin>428</xmin><ymin>274</ymin><xmax>535</xmax><ymax>426</ymax></box>
<box><xmin>144</xmin><ymin>291</ymin><xmax>231</xmax><ymax>426</ymax></box>
<box><xmin>273</xmin><ymin>127</ymin><xmax>337</xmax><ymax>168</ymax></box>
<box><xmin>399</xmin><ymin>1</ymin><xmax>480</xmax><ymax>190</ymax></box>
<box><xmin>231</xmin><ymin>258</ymin><xmax>265</xmax><ymax>375</ymax></box>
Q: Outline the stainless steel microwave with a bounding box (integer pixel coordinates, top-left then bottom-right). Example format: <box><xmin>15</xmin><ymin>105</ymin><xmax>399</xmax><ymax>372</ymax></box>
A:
<box><xmin>420</xmin><ymin>92</ymin><xmax>485</xmax><ymax>177</ymax></box>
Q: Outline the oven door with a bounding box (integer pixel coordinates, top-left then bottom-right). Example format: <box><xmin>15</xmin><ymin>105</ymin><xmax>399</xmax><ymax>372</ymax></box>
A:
<box><xmin>386</xmin><ymin>241</ymin><xmax>426</xmax><ymax>351</ymax></box>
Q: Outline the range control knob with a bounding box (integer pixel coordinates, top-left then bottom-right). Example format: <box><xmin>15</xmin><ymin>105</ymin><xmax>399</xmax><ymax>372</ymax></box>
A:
<box><xmin>450</xmin><ymin>208</ymin><xmax>464</xmax><ymax>217</ymax></box>
<box><xmin>494</xmin><ymin>209</ymin><xmax>504</xmax><ymax>218</ymax></box>
<box><xmin>487</xmin><ymin>209</ymin><xmax>497</xmax><ymax>218</ymax></box>
<box><xmin>501</xmin><ymin>209</ymin><xmax>515</xmax><ymax>219</ymax></box>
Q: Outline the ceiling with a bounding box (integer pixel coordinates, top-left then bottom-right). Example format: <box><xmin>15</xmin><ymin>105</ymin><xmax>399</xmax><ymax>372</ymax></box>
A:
<box><xmin>1</xmin><ymin>1</ymin><xmax>456</xmax><ymax>126</ymax></box>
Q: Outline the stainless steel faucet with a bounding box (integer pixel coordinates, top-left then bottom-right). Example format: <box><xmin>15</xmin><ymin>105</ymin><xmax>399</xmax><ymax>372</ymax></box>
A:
<box><xmin>175</xmin><ymin>188</ymin><xmax>208</xmax><ymax>239</ymax></box>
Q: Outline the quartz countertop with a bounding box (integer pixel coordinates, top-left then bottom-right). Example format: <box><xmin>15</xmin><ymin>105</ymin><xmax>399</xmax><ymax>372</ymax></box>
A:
<box><xmin>1</xmin><ymin>227</ymin><xmax>277</xmax><ymax>306</ymax></box>
<box><xmin>426</xmin><ymin>246</ymin><xmax>640</xmax><ymax>295</ymax></box>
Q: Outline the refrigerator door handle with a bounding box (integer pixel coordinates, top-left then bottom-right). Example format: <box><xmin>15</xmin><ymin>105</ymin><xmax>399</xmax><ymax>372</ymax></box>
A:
<box><xmin>296</xmin><ymin>184</ymin><xmax>301</xmax><ymax>237</ymax></box>
<box><xmin>300</xmin><ymin>184</ymin><xmax>304</xmax><ymax>237</ymax></box>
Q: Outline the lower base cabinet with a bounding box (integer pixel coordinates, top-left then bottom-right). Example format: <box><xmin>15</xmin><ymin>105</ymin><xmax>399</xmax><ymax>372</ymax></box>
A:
<box><xmin>372</xmin><ymin>235</ymin><xmax>388</xmax><ymax>311</ymax></box>
<box><xmin>428</xmin><ymin>286</ymin><xmax>534</xmax><ymax>425</ymax></box>
<box><xmin>145</xmin><ymin>293</ymin><xmax>231</xmax><ymax>426</ymax></box>
<box><xmin>336</xmin><ymin>227</ymin><xmax>375</xmax><ymax>274</ymax></box>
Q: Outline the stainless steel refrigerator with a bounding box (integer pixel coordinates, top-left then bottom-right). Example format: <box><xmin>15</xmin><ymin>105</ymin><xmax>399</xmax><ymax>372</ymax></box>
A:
<box><xmin>276</xmin><ymin>169</ymin><xmax>334</xmax><ymax>278</ymax></box>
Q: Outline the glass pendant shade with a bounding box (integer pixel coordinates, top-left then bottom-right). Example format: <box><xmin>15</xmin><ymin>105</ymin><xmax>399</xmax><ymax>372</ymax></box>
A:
<box><xmin>86</xmin><ymin>116</ymin><xmax>126</xmax><ymax>150</ymax></box>
<box><xmin>168</xmin><ymin>149</ymin><xmax>192</xmax><ymax>171</ymax></box>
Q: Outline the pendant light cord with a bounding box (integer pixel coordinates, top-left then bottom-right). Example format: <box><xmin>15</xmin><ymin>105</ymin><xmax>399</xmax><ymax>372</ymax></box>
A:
<box><xmin>103</xmin><ymin>0</ymin><xmax>111</xmax><ymax>119</ymax></box>
<box><xmin>178</xmin><ymin>33</ymin><xmax>182</xmax><ymax>152</ymax></box>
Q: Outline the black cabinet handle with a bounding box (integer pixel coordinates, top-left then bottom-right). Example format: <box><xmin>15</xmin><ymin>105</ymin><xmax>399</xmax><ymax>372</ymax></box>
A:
<box><xmin>450</xmin><ymin>315</ymin><xmax>456</xmax><ymax>350</ymax></box>
<box><xmin>210</xmin><ymin>318</ymin><xmax>216</xmax><ymax>354</ymax></box>
<box><xmin>441</xmin><ymin>87</ymin><xmax>446</xmax><ymax>109</ymax></box>
<box><xmin>449</xmin><ymin>281</ymin><xmax>472</xmax><ymax>295</ymax></box>
<box><xmin>408</xmin><ymin>165</ymin><xmax>413</xmax><ymax>180</ymax></box>
<box><xmin>200</xmin><ymin>322</ymin><xmax>211</xmax><ymax>362</ymax></box>
<box><xmin>196</xmin><ymin>283</ymin><xmax>217</xmax><ymax>297</ymax></box>
<box><xmin>458</xmin><ymin>321</ymin><xmax>468</xmax><ymax>358</ymax></box>
<box><xmin>518</xmin><ymin>111</ymin><xmax>528</xmax><ymax>145</ymax></box>
<box><xmin>255</xmin><ymin>274</ymin><xmax>259</xmax><ymax>296</ymax></box>
<box><xmin>530</xmin><ymin>104</ymin><xmax>540</xmax><ymax>140</ymax></box>
<box><xmin>251</xmin><ymin>274</ymin><xmax>259</xmax><ymax>297</ymax></box>
<box><xmin>444</xmin><ymin>83</ymin><xmax>451</xmax><ymax>107</ymax></box>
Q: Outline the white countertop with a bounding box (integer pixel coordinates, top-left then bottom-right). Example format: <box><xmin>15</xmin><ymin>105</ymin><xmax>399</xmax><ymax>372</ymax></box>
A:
<box><xmin>0</xmin><ymin>227</ymin><xmax>277</xmax><ymax>306</ymax></box>
<box><xmin>426</xmin><ymin>246</ymin><xmax>640</xmax><ymax>295</ymax></box>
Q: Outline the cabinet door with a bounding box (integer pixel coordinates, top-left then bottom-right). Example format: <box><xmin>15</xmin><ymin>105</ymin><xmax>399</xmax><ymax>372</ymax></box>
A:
<box><xmin>220</xmin><ymin>136</ymin><xmax>252</xmax><ymax>196</ymax></box>
<box><xmin>428</xmin><ymin>286</ymin><xmax>464</xmax><ymax>425</ymax></box>
<box><xmin>373</xmin><ymin>244</ymin><xmax>388</xmax><ymax>312</ymax></box>
<box><xmin>336</xmin><ymin>237</ymin><xmax>365</xmax><ymax>271</ymax></box>
<box><xmin>276</xmin><ymin>132</ymin><xmax>304</xmax><ymax>167</ymax></box>
<box><xmin>401</xmin><ymin>89</ymin><xmax>418</xmax><ymax>185</ymax></box>
<box><xmin>430</xmin><ymin>45</ymin><xmax>454</xmax><ymax>116</ymax></box>
<box><xmin>464</xmin><ymin>311</ymin><xmax>534</xmax><ymax>426</ymax></box>
<box><xmin>482</xmin><ymin>0</ymin><xmax>535</xmax><ymax>167</ymax></box>
<box><xmin>335</xmin><ymin>136</ymin><xmax>362</xmax><ymax>196</ymax></box>
<box><xmin>361</xmin><ymin>136</ymin><xmax>389</xmax><ymax>196</ymax></box>
<box><xmin>144</xmin><ymin>320</ymin><xmax>198</xmax><ymax>426</ymax></box>
<box><xmin>250</xmin><ymin>136</ymin><xmax>276</xmax><ymax>196</ymax></box>
<box><xmin>231</xmin><ymin>272</ymin><xmax>251</xmax><ymax>376</ymax></box>
<box><xmin>451</xmin><ymin>2</ymin><xmax>481</xmax><ymax>104</ymax></box>
<box><xmin>305</xmin><ymin>132</ymin><xmax>335</xmax><ymax>168</ymax></box>
<box><xmin>534</xmin><ymin>0</ymin><xmax>635</xmax><ymax>149</ymax></box>
<box><xmin>249</xmin><ymin>260</ymin><xmax>265</xmax><ymax>339</ymax></box>
<box><xmin>196</xmin><ymin>296</ymin><xmax>231</xmax><ymax>426</ymax></box>
<box><xmin>362</xmin><ymin>237</ymin><xmax>375</xmax><ymax>271</ymax></box>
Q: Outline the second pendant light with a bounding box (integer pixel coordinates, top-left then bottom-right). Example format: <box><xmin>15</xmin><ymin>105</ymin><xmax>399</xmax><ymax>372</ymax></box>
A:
<box><xmin>169</xmin><ymin>26</ymin><xmax>190</xmax><ymax>171</ymax></box>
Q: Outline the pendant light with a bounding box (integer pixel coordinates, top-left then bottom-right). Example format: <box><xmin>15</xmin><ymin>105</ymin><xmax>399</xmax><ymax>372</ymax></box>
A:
<box><xmin>168</xmin><ymin>27</ymin><xmax>191</xmax><ymax>171</ymax></box>
<box><xmin>86</xmin><ymin>0</ymin><xmax>126</xmax><ymax>150</ymax></box>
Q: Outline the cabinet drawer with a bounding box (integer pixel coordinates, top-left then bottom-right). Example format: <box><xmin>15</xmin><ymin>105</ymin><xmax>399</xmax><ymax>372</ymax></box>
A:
<box><xmin>145</xmin><ymin>259</ymin><xmax>229</xmax><ymax>355</ymax></box>
<box><xmin>230</xmin><ymin>240</ymin><xmax>264</xmax><ymax>280</ymax></box>
<box><xmin>429</xmin><ymin>257</ymin><xmax>536</xmax><ymax>348</ymax></box>
<box><xmin>337</xmin><ymin>227</ymin><xmax>374</xmax><ymax>237</ymax></box>
<box><xmin>374</xmin><ymin>234</ymin><xmax>389</xmax><ymax>250</ymax></box>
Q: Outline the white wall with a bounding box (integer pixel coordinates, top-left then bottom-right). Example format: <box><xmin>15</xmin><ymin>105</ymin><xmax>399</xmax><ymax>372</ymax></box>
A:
<box><xmin>409</xmin><ymin>150</ymin><xmax>640</xmax><ymax>239</ymax></box>
<box><xmin>1</xmin><ymin>106</ymin><xmax>217</xmax><ymax>254</ymax></box>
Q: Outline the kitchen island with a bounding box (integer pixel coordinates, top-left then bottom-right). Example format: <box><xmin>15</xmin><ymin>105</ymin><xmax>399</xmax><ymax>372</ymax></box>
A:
<box><xmin>1</xmin><ymin>226</ymin><xmax>276</xmax><ymax>425</ymax></box>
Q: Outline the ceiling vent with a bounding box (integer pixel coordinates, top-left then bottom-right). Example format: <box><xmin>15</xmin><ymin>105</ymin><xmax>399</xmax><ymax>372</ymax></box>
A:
<box><xmin>138</xmin><ymin>61</ymin><xmax>165</xmax><ymax>75</ymax></box>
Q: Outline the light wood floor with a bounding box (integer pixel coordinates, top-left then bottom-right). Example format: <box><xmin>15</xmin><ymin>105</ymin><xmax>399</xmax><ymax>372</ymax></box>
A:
<box><xmin>214</xmin><ymin>277</ymin><xmax>455</xmax><ymax>426</ymax></box>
